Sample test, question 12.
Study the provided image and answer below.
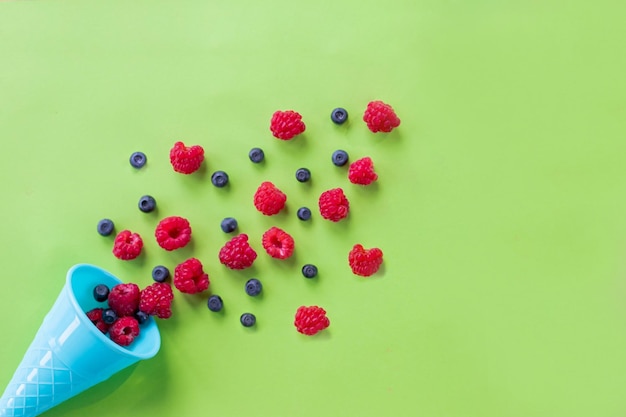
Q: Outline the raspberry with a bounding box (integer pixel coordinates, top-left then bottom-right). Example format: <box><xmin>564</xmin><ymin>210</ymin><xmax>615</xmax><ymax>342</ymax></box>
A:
<box><xmin>253</xmin><ymin>181</ymin><xmax>287</xmax><ymax>216</ymax></box>
<box><xmin>270</xmin><ymin>110</ymin><xmax>306</xmax><ymax>140</ymax></box>
<box><xmin>155</xmin><ymin>216</ymin><xmax>192</xmax><ymax>251</ymax></box>
<box><xmin>262</xmin><ymin>227</ymin><xmax>295</xmax><ymax>260</ymax></box>
<box><xmin>318</xmin><ymin>188</ymin><xmax>349</xmax><ymax>222</ymax></box>
<box><xmin>363</xmin><ymin>100</ymin><xmax>401</xmax><ymax>133</ymax></box>
<box><xmin>169</xmin><ymin>141</ymin><xmax>205</xmax><ymax>174</ymax></box>
<box><xmin>112</xmin><ymin>230</ymin><xmax>143</xmax><ymax>260</ymax></box>
<box><xmin>139</xmin><ymin>282</ymin><xmax>174</xmax><ymax>319</ymax></box>
<box><xmin>219</xmin><ymin>234</ymin><xmax>257</xmax><ymax>270</ymax></box>
<box><xmin>294</xmin><ymin>306</ymin><xmax>330</xmax><ymax>336</ymax></box>
<box><xmin>174</xmin><ymin>258</ymin><xmax>210</xmax><ymax>294</ymax></box>
<box><xmin>348</xmin><ymin>244</ymin><xmax>383</xmax><ymax>277</ymax></box>
<box><xmin>109</xmin><ymin>316</ymin><xmax>140</xmax><ymax>347</ymax></box>
<box><xmin>108</xmin><ymin>283</ymin><xmax>141</xmax><ymax>317</ymax></box>
<box><xmin>86</xmin><ymin>308</ymin><xmax>110</xmax><ymax>333</ymax></box>
<box><xmin>348</xmin><ymin>157</ymin><xmax>378</xmax><ymax>185</ymax></box>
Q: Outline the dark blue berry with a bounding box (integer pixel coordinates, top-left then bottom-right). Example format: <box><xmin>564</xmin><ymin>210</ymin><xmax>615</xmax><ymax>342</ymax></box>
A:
<box><xmin>245</xmin><ymin>279</ymin><xmax>263</xmax><ymax>296</ymax></box>
<box><xmin>211</xmin><ymin>171</ymin><xmax>229</xmax><ymax>187</ymax></box>
<box><xmin>249</xmin><ymin>148</ymin><xmax>265</xmax><ymax>163</ymax></box>
<box><xmin>297</xmin><ymin>207</ymin><xmax>311</xmax><ymax>221</ymax></box>
<box><xmin>130</xmin><ymin>151</ymin><xmax>147</xmax><ymax>169</ymax></box>
<box><xmin>97</xmin><ymin>219</ymin><xmax>114</xmax><ymax>236</ymax></box>
<box><xmin>207</xmin><ymin>295</ymin><xmax>223</xmax><ymax>312</ymax></box>
<box><xmin>135</xmin><ymin>311</ymin><xmax>150</xmax><ymax>324</ymax></box>
<box><xmin>295</xmin><ymin>168</ymin><xmax>311</xmax><ymax>182</ymax></box>
<box><xmin>221</xmin><ymin>217</ymin><xmax>238</xmax><ymax>233</ymax></box>
<box><xmin>152</xmin><ymin>265</ymin><xmax>170</xmax><ymax>282</ymax></box>
<box><xmin>302</xmin><ymin>264</ymin><xmax>318</xmax><ymax>278</ymax></box>
<box><xmin>138</xmin><ymin>195</ymin><xmax>156</xmax><ymax>213</ymax></box>
<box><xmin>93</xmin><ymin>284</ymin><xmax>110</xmax><ymax>302</ymax></box>
<box><xmin>332</xmin><ymin>150</ymin><xmax>349</xmax><ymax>166</ymax></box>
<box><xmin>331</xmin><ymin>108</ymin><xmax>348</xmax><ymax>124</ymax></box>
<box><xmin>240</xmin><ymin>313</ymin><xmax>256</xmax><ymax>327</ymax></box>
<box><xmin>102</xmin><ymin>309</ymin><xmax>117</xmax><ymax>324</ymax></box>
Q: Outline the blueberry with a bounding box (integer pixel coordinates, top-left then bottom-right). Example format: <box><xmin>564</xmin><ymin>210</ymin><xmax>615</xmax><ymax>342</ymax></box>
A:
<box><xmin>211</xmin><ymin>171</ymin><xmax>229</xmax><ymax>188</ymax></box>
<box><xmin>240</xmin><ymin>313</ymin><xmax>256</xmax><ymax>327</ymax></box>
<box><xmin>331</xmin><ymin>108</ymin><xmax>348</xmax><ymax>124</ymax></box>
<box><xmin>130</xmin><ymin>151</ymin><xmax>147</xmax><ymax>169</ymax></box>
<box><xmin>97</xmin><ymin>219</ymin><xmax>114</xmax><ymax>236</ymax></box>
<box><xmin>332</xmin><ymin>150</ymin><xmax>349</xmax><ymax>166</ymax></box>
<box><xmin>138</xmin><ymin>195</ymin><xmax>157</xmax><ymax>213</ymax></box>
<box><xmin>207</xmin><ymin>295</ymin><xmax>223</xmax><ymax>312</ymax></box>
<box><xmin>245</xmin><ymin>278</ymin><xmax>263</xmax><ymax>296</ymax></box>
<box><xmin>297</xmin><ymin>207</ymin><xmax>311</xmax><ymax>221</ymax></box>
<box><xmin>249</xmin><ymin>147</ymin><xmax>265</xmax><ymax>163</ymax></box>
<box><xmin>93</xmin><ymin>284</ymin><xmax>110</xmax><ymax>302</ymax></box>
<box><xmin>152</xmin><ymin>265</ymin><xmax>170</xmax><ymax>282</ymax></box>
<box><xmin>102</xmin><ymin>309</ymin><xmax>117</xmax><ymax>325</ymax></box>
<box><xmin>302</xmin><ymin>264</ymin><xmax>318</xmax><ymax>278</ymax></box>
<box><xmin>135</xmin><ymin>311</ymin><xmax>150</xmax><ymax>324</ymax></box>
<box><xmin>295</xmin><ymin>168</ymin><xmax>311</xmax><ymax>183</ymax></box>
<box><xmin>221</xmin><ymin>217</ymin><xmax>238</xmax><ymax>233</ymax></box>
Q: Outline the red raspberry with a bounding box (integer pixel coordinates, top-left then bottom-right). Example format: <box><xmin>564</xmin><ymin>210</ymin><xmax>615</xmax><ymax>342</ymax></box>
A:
<box><xmin>86</xmin><ymin>308</ymin><xmax>110</xmax><ymax>333</ymax></box>
<box><xmin>155</xmin><ymin>216</ymin><xmax>192</xmax><ymax>251</ymax></box>
<box><xmin>318</xmin><ymin>188</ymin><xmax>349</xmax><ymax>222</ymax></box>
<box><xmin>139</xmin><ymin>282</ymin><xmax>174</xmax><ymax>319</ymax></box>
<box><xmin>219</xmin><ymin>234</ymin><xmax>257</xmax><ymax>270</ymax></box>
<box><xmin>108</xmin><ymin>283</ymin><xmax>141</xmax><ymax>317</ymax></box>
<box><xmin>109</xmin><ymin>316</ymin><xmax>140</xmax><ymax>347</ymax></box>
<box><xmin>363</xmin><ymin>101</ymin><xmax>401</xmax><ymax>133</ymax></box>
<box><xmin>174</xmin><ymin>258</ymin><xmax>210</xmax><ymax>294</ymax></box>
<box><xmin>262</xmin><ymin>227</ymin><xmax>295</xmax><ymax>260</ymax></box>
<box><xmin>169</xmin><ymin>141</ymin><xmax>205</xmax><ymax>174</ymax></box>
<box><xmin>294</xmin><ymin>306</ymin><xmax>330</xmax><ymax>336</ymax></box>
<box><xmin>112</xmin><ymin>230</ymin><xmax>143</xmax><ymax>260</ymax></box>
<box><xmin>253</xmin><ymin>181</ymin><xmax>287</xmax><ymax>215</ymax></box>
<box><xmin>348</xmin><ymin>157</ymin><xmax>378</xmax><ymax>185</ymax></box>
<box><xmin>270</xmin><ymin>110</ymin><xmax>306</xmax><ymax>140</ymax></box>
<box><xmin>348</xmin><ymin>244</ymin><xmax>383</xmax><ymax>277</ymax></box>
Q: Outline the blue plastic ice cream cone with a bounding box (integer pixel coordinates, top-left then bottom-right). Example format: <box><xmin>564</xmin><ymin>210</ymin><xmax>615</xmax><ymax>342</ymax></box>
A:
<box><xmin>0</xmin><ymin>264</ymin><xmax>161</xmax><ymax>417</ymax></box>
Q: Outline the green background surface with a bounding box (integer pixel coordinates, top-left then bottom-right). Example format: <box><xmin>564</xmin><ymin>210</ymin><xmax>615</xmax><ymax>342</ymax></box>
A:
<box><xmin>1</xmin><ymin>1</ymin><xmax>626</xmax><ymax>416</ymax></box>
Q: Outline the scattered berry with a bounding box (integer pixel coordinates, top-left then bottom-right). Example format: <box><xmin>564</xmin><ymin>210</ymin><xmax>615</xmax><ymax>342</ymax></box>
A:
<box><xmin>249</xmin><ymin>147</ymin><xmax>265</xmax><ymax>163</ymax></box>
<box><xmin>139</xmin><ymin>282</ymin><xmax>174</xmax><ymax>319</ymax></box>
<box><xmin>86</xmin><ymin>308</ymin><xmax>110</xmax><ymax>333</ymax></box>
<box><xmin>219</xmin><ymin>234</ymin><xmax>258</xmax><ymax>270</ymax></box>
<box><xmin>295</xmin><ymin>168</ymin><xmax>311</xmax><ymax>183</ymax></box>
<box><xmin>130</xmin><ymin>151</ymin><xmax>147</xmax><ymax>169</ymax></box>
<box><xmin>97</xmin><ymin>219</ymin><xmax>114</xmax><ymax>236</ymax></box>
<box><xmin>93</xmin><ymin>284</ymin><xmax>110</xmax><ymax>302</ymax></box>
<box><xmin>102</xmin><ymin>308</ymin><xmax>118</xmax><ymax>325</ymax></box>
<box><xmin>330</xmin><ymin>107</ymin><xmax>348</xmax><ymax>124</ymax></box>
<box><xmin>211</xmin><ymin>171</ymin><xmax>229</xmax><ymax>187</ymax></box>
<box><xmin>348</xmin><ymin>157</ymin><xmax>378</xmax><ymax>185</ymax></box>
<box><xmin>174</xmin><ymin>258</ymin><xmax>210</xmax><ymax>294</ymax></box>
<box><xmin>332</xmin><ymin>150</ymin><xmax>349</xmax><ymax>166</ymax></box>
<box><xmin>302</xmin><ymin>264</ymin><xmax>318</xmax><ymax>278</ymax></box>
<box><xmin>108</xmin><ymin>283</ymin><xmax>140</xmax><ymax>317</ymax></box>
<box><xmin>138</xmin><ymin>195</ymin><xmax>157</xmax><ymax>213</ymax></box>
<box><xmin>155</xmin><ymin>216</ymin><xmax>192</xmax><ymax>251</ymax></box>
<box><xmin>348</xmin><ymin>244</ymin><xmax>384</xmax><ymax>277</ymax></box>
<box><xmin>220</xmin><ymin>217</ymin><xmax>238</xmax><ymax>233</ymax></box>
<box><xmin>270</xmin><ymin>110</ymin><xmax>306</xmax><ymax>140</ymax></box>
<box><xmin>262</xmin><ymin>227</ymin><xmax>295</xmax><ymax>260</ymax></box>
<box><xmin>294</xmin><ymin>306</ymin><xmax>330</xmax><ymax>336</ymax></box>
<box><xmin>297</xmin><ymin>207</ymin><xmax>312</xmax><ymax>221</ymax></box>
<box><xmin>135</xmin><ymin>311</ymin><xmax>150</xmax><ymax>324</ymax></box>
<box><xmin>112</xmin><ymin>230</ymin><xmax>143</xmax><ymax>260</ymax></box>
<box><xmin>109</xmin><ymin>316</ymin><xmax>140</xmax><ymax>346</ymax></box>
<box><xmin>169</xmin><ymin>141</ymin><xmax>205</xmax><ymax>174</ymax></box>
<box><xmin>240</xmin><ymin>313</ymin><xmax>256</xmax><ymax>327</ymax></box>
<box><xmin>245</xmin><ymin>279</ymin><xmax>263</xmax><ymax>296</ymax></box>
<box><xmin>207</xmin><ymin>295</ymin><xmax>224</xmax><ymax>312</ymax></box>
<box><xmin>151</xmin><ymin>265</ymin><xmax>170</xmax><ymax>282</ymax></box>
<box><xmin>363</xmin><ymin>100</ymin><xmax>401</xmax><ymax>133</ymax></box>
<box><xmin>318</xmin><ymin>188</ymin><xmax>350</xmax><ymax>222</ymax></box>
<box><xmin>253</xmin><ymin>181</ymin><xmax>287</xmax><ymax>216</ymax></box>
